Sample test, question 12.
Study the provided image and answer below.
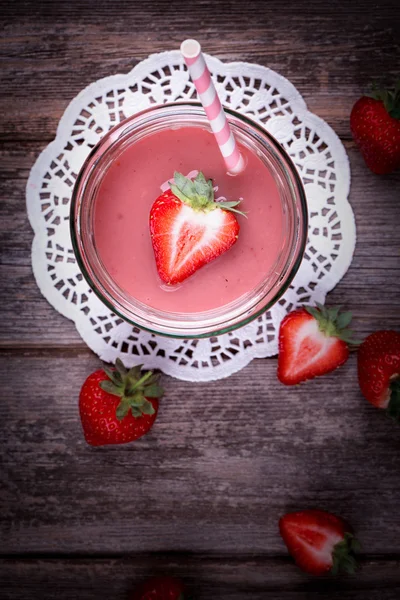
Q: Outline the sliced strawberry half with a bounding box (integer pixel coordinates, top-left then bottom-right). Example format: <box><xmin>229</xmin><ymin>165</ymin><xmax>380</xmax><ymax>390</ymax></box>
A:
<box><xmin>279</xmin><ymin>509</ymin><xmax>360</xmax><ymax>576</ymax></box>
<box><xmin>278</xmin><ymin>303</ymin><xmax>358</xmax><ymax>385</ymax></box>
<box><xmin>150</xmin><ymin>171</ymin><xmax>243</xmax><ymax>285</ymax></box>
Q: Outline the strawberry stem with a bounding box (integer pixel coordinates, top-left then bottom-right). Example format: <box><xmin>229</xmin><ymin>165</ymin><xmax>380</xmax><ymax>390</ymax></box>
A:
<box><xmin>132</xmin><ymin>370</ymin><xmax>153</xmax><ymax>390</ymax></box>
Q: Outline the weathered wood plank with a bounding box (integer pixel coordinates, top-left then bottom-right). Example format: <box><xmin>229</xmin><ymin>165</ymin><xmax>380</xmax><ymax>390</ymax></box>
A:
<box><xmin>1</xmin><ymin>3</ymin><xmax>400</xmax><ymax>594</ymax></box>
<box><xmin>1</xmin><ymin>353</ymin><xmax>400</xmax><ymax>554</ymax></box>
<box><xmin>0</xmin><ymin>0</ymin><xmax>399</xmax><ymax>142</ymax></box>
<box><xmin>1</xmin><ymin>143</ymin><xmax>399</xmax><ymax>345</ymax></box>
<box><xmin>1</xmin><ymin>557</ymin><xmax>400</xmax><ymax>600</ymax></box>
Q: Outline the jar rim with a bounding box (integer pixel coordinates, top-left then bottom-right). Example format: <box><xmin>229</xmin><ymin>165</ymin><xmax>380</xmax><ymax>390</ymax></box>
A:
<box><xmin>70</xmin><ymin>102</ymin><xmax>308</xmax><ymax>338</ymax></box>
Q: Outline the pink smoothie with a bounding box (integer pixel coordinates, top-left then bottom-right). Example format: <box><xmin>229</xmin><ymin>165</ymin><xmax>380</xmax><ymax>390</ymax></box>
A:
<box><xmin>94</xmin><ymin>126</ymin><xmax>284</xmax><ymax>313</ymax></box>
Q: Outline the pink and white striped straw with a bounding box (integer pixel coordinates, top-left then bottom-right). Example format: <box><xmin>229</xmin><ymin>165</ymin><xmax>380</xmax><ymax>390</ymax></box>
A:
<box><xmin>181</xmin><ymin>39</ymin><xmax>245</xmax><ymax>175</ymax></box>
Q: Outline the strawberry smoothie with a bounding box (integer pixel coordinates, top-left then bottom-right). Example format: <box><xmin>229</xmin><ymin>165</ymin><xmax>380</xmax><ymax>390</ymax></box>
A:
<box><xmin>93</xmin><ymin>126</ymin><xmax>284</xmax><ymax>313</ymax></box>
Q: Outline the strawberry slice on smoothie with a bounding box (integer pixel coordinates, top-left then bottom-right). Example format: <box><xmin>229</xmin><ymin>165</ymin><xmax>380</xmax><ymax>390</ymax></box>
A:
<box><xmin>149</xmin><ymin>171</ymin><xmax>244</xmax><ymax>285</ymax></box>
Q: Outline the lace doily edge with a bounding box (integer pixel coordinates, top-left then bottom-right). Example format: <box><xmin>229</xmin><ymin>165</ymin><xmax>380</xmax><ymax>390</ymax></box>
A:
<box><xmin>25</xmin><ymin>51</ymin><xmax>356</xmax><ymax>381</ymax></box>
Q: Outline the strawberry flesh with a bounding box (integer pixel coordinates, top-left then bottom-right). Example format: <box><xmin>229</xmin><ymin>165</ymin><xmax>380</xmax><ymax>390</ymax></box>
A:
<box><xmin>150</xmin><ymin>189</ymin><xmax>239</xmax><ymax>285</ymax></box>
<box><xmin>278</xmin><ymin>308</ymin><xmax>350</xmax><ymax>385</ymax></box>
<box><xmin>279</xmin><ymin>510</ymin><xmax>356</xmax><ymax>576</ymax></box>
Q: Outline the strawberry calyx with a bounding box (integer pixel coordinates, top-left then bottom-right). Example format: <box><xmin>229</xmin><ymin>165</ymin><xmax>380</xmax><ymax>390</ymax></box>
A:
<box><xmin>99</xmin><ymin>359</ymin><xmax>163</xmax><ymax>420</ymax></box>
<box><xmin>331</xmin><ymin>532</ymin><xmax>360</xmax><ymax>576</ymax></box>
<box><xmin>305</xmin><ymin>303</ymin><xmax>360</xmax><ymax>345</ymax></box>
<box><xmin>387</xmin><ymin>378</ymin><xmax>400</xmax><ymax>422</ymax></box>
<box><xmin>369</xmin><ymin>81</ymin><xmax>400</xmax><ymax>119</ymax></box>
<box><xmin>169</xmin><ymin>171</ymin><xmax>246</xmax><ymax>216</ymax></box>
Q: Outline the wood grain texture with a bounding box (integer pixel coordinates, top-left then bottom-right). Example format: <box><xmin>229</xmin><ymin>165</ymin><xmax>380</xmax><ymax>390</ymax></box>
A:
<box><xmin>1</xmin><ymin>557</ymin><xmax>400</xmax><ymax>599</ymax></box>
<box><xmin>1</xmin><ymin>0</ymin><xmax>400</xmax><ymax>597</ymax></box>
<box><xmin>1</xmin><ymin>353</ymin><xmax>400</xmax><ymax>555</ymax></box>
<box><xmin>0</xmin><ymin>0</ymin><xmax>399</xmax><ymax>142</ymax></box>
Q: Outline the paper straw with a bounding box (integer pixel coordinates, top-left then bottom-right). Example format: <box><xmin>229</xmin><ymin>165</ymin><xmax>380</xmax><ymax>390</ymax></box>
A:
<box><xmin>181</xmin><ymin>39</ymin><xmax>245</xmax><ymax>175</ymax></box>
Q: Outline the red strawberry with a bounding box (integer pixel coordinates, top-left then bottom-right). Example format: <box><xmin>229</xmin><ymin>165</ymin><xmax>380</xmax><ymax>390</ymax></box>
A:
<box><xmin>79</xmin><ymin>359</ymin><xmax>163</xmax><ymax>446</ymax></box>
<box><xmin>278</xmin><ymin>303</ymin><xmax>358</xmax><ymax>385</ymax></box>
<box><xmin>357</xmin><ymin>330</ymin><xmax>400</xmax><ymax>420</ymax></box>
<box><xmin>279</xmin><ymin>510</ymin><xmax>360</xmax><ymax>576</ymax></box>
<box><xmin>350</xmin><ymin>83</ymin><xmax>400</xmax><ymax>174</ymax></box>
<box><xmin>150</xmin><ymin>171</ymin><xmax>243</xmax><ymax>284</ymax></box>
<box><xmin>131</xmin><ymin>576</ymin><xmax>187</xmax><ymax>600</ymax></box>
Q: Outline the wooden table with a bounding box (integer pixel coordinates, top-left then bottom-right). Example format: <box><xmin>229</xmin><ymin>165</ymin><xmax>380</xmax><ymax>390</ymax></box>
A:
<box><xmin>1</xmin><ymin>1</ymin><xmax>400</xmax><ymax>598</ymax></box>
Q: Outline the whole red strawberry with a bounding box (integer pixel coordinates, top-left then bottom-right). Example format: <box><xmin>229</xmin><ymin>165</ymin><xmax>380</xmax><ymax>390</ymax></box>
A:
<box><xmin>278</xmin><ymin>303</ymin><xmax>358</xmax><ymax>385</ymax></box>
<box><xmin>279</xmin><ymin>510</ymin><xmax>360</xmax><ymax>576</ymax></box>
<box><xmin>350</xmin><ymin>83</ymin><xmax>400</xmax><ymax>174</ymax></box>
<box><xmin>79</xmin><ymin>359</ymin><xmax>163</xmax><ymax>446</ymax></box>
<box><xmin>130</xmin><ymin>576</ymin><xmax>187</xmax><ymax>600</ymax></box>
<box><xmin>357</xmin><ymin>330</ymin><xmax>400</xmax><ymax>420</ymax></box>
<box><xmin>150</xmin><ymin>171</ymin><xmax>244</xmax><ymax>285</ymax></box>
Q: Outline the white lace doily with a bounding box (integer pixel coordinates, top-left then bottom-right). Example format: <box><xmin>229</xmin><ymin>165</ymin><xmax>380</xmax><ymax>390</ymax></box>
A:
<box><xmin>27</xmin><ymin>51</ymin><xmax>355</xmax><ymax>381</ymax></box>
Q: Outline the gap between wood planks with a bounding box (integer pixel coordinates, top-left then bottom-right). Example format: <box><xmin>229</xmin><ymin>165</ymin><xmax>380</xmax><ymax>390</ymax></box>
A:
<box><xmin>1</xmin><ymin>551</ymin><xmax>400</xmax><ymax>561</ymax></box>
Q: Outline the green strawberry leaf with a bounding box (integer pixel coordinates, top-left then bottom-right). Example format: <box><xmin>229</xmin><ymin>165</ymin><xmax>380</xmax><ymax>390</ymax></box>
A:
<box><xmin>217</xmin><ymin>200</ymin><xmax>241</xmax><ymax>208</ymax></box>
<box><xmin>339</xmin><ymin>331</ymin><xmax>362</xmax><ymax>345</ymax></box>
<box><xmin>350</xmin><ymin>537</ymin><xmax>362</xmax><ymax>553</ymax></box>
<box><xmin>193</xmin><ymin>175</ymin><xmax>212</xmax><ymax>200</ymax></box>
<box><xmin>141</xmin><ymin>400</ymin><xmax>156</xmax><ymax>415</ymax></box>
<box><xmin>331</xmin><ymin>532</ymin><xmax>359</xmax><ymax>575</ymax></box>
<box><xmin>215</xmin><ymin>200</ymin><xmax>247</xmax><ymax>217</ymax></box>
<box><xmin>196</xmin><ymin>171</ymin><xmax>207</xmax><ymax>182</ymax></box>
<box><xmin>127</xmin><ymin>364</ymin><xmax>143</xmax><ymax>379</ymax></box>
<box><xmin>130</xmin><ymin>392</ymin><xmax>147</xmax><ymax>406</ymax></box>
<box><xmin>98</xmin><ymin>360</ymin><xmax>164</xmax><ymax>421</ymax></box>
<box><xmin>173</xmin><ymin>171</ymin><xmax>188</xmax><ymax>187</ymax></box>
<box><xmin>170</xmin><ymin>183</ymin><xmax>190</xmax><ymax>205</ymax></box>
<box><xmin>328</xmin><ymin>306</ymin><xmax>341</xmax><ymax>321</ymax></box>
<box><xmin>99</xmin><ymin>380</ymin><xmax>123</xmax><ymax>396</ymax></box>
<box><xmin>131</xmin><ymin>407</ymin><xmax>143</xmax><ymax>418</ymax></box>
<box><xmin>390</xmin><ymin>106</ymin><xmax>400</xmax><ymax>119</ymax></box>
<box><xmin>115</xmin><ymin>358</ymin><xmax>128</xmax><ymax>377</ymax></box>
<box><xmin>143</xmin><ymin>383</ymin><xmax>164</xmax><ymax>398</ymax></box>
<box><xmin>369</xmin><ymin>81</ymin><xmax>400</xmax><ymax>119</ymax></box>
<box><xmin>116</xmin><ymin>397</ymin><xmax>132</xmax><ymax>420</ymax></box>
<box><xmin>305</xmin><ymin>304</ymin><xmax>360</xmax><ymax>344</ymax></box>
<box><xmin>103</xmin><ymin>366</ymin><xmax>117</xmax><ymax>382</ymax></box>
<box><xmin>336</xmin><ymin>311</ymin><xmax>353</xmax><ymax>330</ymax></box>
<box><xmin>305</xmin><ymin>306</ymin><xmax>320</xmax><ymax>319</ymax></box>
<box><xmin>174</xmin><ymin>171</ymin><xmax>197</xmax><ymax>200</ymax></box>
<box><xmin>169</xmin><ymin>171</ymin><xmax>246</xmax><ymax>217</ymax></box>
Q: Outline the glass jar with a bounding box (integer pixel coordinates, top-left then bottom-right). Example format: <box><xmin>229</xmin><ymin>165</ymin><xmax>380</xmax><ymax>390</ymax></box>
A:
<box><xmin>70</xmin><ymin>102</ymin><xmax>307</xmax><ymax>338</ymax></box>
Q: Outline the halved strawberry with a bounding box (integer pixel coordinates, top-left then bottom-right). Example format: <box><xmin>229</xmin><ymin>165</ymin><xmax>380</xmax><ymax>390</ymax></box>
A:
<box><xmin>150</xmin><ymin>171</ymin><xmax>243</xmax><ymax>285</ymax></box>
<box><xmin>278</xmin><ymin>303</ymin><xmax>358</xmax><ymax>385</ymax></box>
<box><xmin>279</xmin><ymin>510</ymin><xmax>360</xmax><ymax>576</ymax></box>
<box><xmin>357</xmin><ymin>330</ymin><xmax>400</xmax><ymax>420</ymax></box>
